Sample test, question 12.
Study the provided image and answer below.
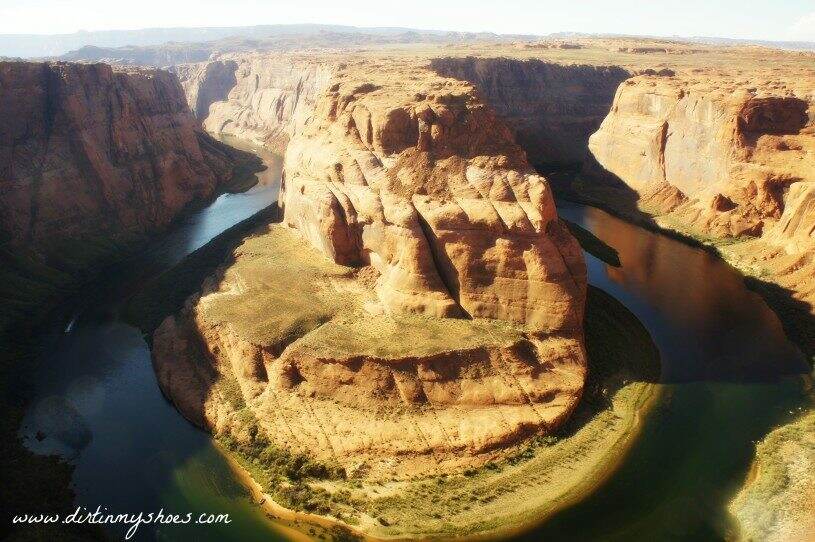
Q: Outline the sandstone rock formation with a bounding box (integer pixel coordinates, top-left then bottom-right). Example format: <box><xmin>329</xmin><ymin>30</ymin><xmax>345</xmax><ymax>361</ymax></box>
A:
<box><xmin>585</xmin><ymin>74</ymin><xmax>815</xmax><ymax>352</ymax></box>
<box><xmin>588</xmin><ymin>75</ymin><xmax>813</xmax><ymax>239</ymax></box>
<box><xmin>180</xmin><ymin>55</ymin><xmax>333</xmax><ymax>150</ymax></box>
<box><xmin>280</xmin><ymin>63</ymin><xmax>586</xmax><ymax>330</ymax></box>
<box><xmin>0</xmin><ymin>61</ymin><xmax>248</xmax><ymax>261</ymax></box>
<box><xmin>430</xmin><ymin>57</ymin><xmax>629</xmax><ymax>166</ymax></box>
<box><xmin>153</xmin><ymin>60</ymin><xmax>588</xmax><ymax>479</ymax></box>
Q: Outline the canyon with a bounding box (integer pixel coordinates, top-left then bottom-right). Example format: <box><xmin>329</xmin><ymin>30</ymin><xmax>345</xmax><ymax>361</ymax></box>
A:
<box><xmin>162</xmin><ymin>41</ymin><xmax>813</xmax><ymax>538</ymax></box>
<box><xmin>0</xmin><ymin>61</ymin><xmax>262</xmax><ymax>331</ymax></box>
<box><xmin>0</xmin><ymin>59</ymin><xmax>259</xmax><ymax>539</ymax></box>
<box><xmin>1</xmin><ymin>34</ymin><xmax>813</xmax><ymax>541</ymax></box>
<box><xmin>176</xmin><ymin>44</ymin><xmax>815</xmax><ymax>356</ymax></box>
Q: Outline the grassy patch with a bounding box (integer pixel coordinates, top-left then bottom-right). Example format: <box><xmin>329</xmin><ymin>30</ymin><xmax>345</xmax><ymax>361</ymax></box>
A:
<box><xmin>185</xmin><ymin>224</ymin><xmax>523</xmax><ymax>361</ymax></box>
<box><xmin>218</xmin><ymin>429</ymin><xmax>357</xmax><ymax>522</ymax></box>
<box><xmin>297</xmin><ymin>314</ymin><xmax>523</xmax><ymax>359</ymax></box>
<box><xmin>188</xmin><ymin>226</ymin><xmax>353</xmax><ymax>350</ymax></box>
<box><xmin>121</xmin><ymin>205</ymin><xmax>279</xmax><ymax>336</ymax></box>
<box><xmin>729</xmin><ymin>409</ymin><xmax>815</xmax><ymax>540</ymax></box>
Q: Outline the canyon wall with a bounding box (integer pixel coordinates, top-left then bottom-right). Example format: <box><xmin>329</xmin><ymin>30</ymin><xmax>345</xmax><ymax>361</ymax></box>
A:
<box><xmin>176</xmin><ymin>55</ymin><xmax>333</xmax><ymax>150</ymax></box>
<box><xmin>588</xmin><ymin>75</ymin><xmax>813</xmax><ymax>238</ymax></box>
<box><xmin>585</xmin><ymin>74</ymin><xmax>815</xmax><ymax>353</ymax></box>
<box><xmin>153</xmin><ymin>59</ymin><xmax>589</xmax><ymax>479</ymax></box>
<box><xmin>173</xmin><ymin>59</ymin><xmax>238</xmax><ymax>119</ymax></box>
<box><xmin>430</xmin><ymin>57</ymin><xmax>630</xmax><ymax>167</ymax></box>
<box><xmin>0</xmin><ymin>61</ymin><xmax>248</xmax><ymax>260</ymax></box>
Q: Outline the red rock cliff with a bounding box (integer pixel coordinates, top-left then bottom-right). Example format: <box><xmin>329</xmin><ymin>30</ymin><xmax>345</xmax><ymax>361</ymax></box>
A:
<box><xmin>586</xmin><ymin>74</ymin><xmax>815</xmax><ymax>353</ymax></box>
<box><xmin>0</xmin><ymin>61</ymin><xmax>243</xmax><ymax>258</ymax></box>
<box><xmin>430</xmin><ymin>57</ymin><xmax>630</xmax><ymax>167</ymax></box>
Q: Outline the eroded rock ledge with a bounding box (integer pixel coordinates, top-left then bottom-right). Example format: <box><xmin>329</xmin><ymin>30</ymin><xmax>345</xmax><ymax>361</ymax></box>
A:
<box><xmin>154</xmin><ymin>60</ymin><xmax>588</xmax><ymax>480</ymax></box>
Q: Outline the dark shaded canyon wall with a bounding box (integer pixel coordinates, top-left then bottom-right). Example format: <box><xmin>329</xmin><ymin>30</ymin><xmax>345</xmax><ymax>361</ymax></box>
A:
<box><xmin>430</xmin><ymin>57</ymin><xmax>630</xmax><ymax>167</ymax></box>
<box><xmin>175</xmin><ymin>56</ymin><xmax>334</xmax><ymax>150</ymax></box>
<box><xmin>173</xmin><ymin>60</ymin><xmax>239</xmax><ymax>120</ymax></box>
<box><xmin>0</xmin><ymin>61</ymin><xmax>252</xmax><ymax>331</ymax></box>
<box><xmin>0</xmin><ymin>61</ymin><xmax>241</xmax><ymax>259</ymax></box>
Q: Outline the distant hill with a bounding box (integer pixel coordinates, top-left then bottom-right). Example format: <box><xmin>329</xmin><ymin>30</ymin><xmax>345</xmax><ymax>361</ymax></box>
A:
<box><xmin>0</xmin><ymin>24</ymin><xmax>525</xmax><ymax>59</ymax></box>
<box><xmin>3</xmin><ymin>24</ymin><xmax>812</xmax><ymax>61</ymax></box>
<box><xmin>686</xmin><ymin>36</ymin><xmax>815</xmax><ymax>52</ymax></box>
<box><xmin>544</xmin><ymin>31</ymin><xmax>815</xmax><ymax>52</ymax></box>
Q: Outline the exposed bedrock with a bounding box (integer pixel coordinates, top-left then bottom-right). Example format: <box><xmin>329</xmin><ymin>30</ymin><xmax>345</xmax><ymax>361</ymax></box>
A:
<box><xmin>0</xmin><ymin>61</ymin><xmax>248</xmax><ymax>261</ymax></box>
<box><xmin>280</xmin><ymin>63</ymin><xmax>587</xmax><ymax>332</ymax></box>
<box><xmin>585</xmin><ymin>74</ymin><xmax>815</xmax><ymax>352</ymax></box>
<box><xmin>154</xmin><ymin>60</ymin><xmax>588</xmax><ymax>478</ymax></box>
<box><xmin>429</xmin><ymin>57</ymin><xmax>630</xmax><ymax>167</ymax></box>
<box><xmin>173</xmin><ymin>59</ymin><xmax>239</xmax><ymax>120</ymax></box>
<box><xmin>177</xmin><ymin>55</ymin><xmax>333</xmax><ymax>150</ymax></box>
<box><xmin>588</xmin><ymin>75</ymin><xmax>813</xmax><ymax>238</ymax></box>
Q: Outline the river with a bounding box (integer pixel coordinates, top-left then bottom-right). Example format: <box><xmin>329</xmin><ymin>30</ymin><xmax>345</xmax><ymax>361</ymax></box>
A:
<box><xmin>19</xmin><ymin>143</ymin><xmax>300</xmax><ymax>541</ymax></box>
<box><xmin>523</xmin><ymin>202</ymin><xmax>810</xmax><ymax>541</ymax></box>
<box><xmin>18</xmin><ymin>149</ymin><xmax>811</xmax><ymax>541</ymax></box>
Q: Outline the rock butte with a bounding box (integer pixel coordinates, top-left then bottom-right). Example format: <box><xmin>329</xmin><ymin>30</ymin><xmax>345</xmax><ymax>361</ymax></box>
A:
<box><xmin>154</xmin><ymin>59</ymin><xmax>588</xmax><ymax>478</ymax></box>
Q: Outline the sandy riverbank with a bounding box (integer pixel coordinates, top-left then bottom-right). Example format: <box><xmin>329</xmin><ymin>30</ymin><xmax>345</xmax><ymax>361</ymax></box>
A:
<box><xmin>218</xmin><ymin>380</ymin><xmax>659</xmax><ymax>540</ymax></box>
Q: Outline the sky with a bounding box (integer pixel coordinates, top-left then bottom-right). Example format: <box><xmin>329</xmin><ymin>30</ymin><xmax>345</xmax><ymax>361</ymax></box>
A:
<box><xmin>0</xmin><ymin>0</ymin><xmax>813</xmax><ymax>41</ymax></box>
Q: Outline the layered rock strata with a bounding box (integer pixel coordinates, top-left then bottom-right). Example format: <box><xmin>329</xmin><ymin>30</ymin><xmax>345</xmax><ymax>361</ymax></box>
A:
<box><xmin>179</xmin><ymin>55</ymin><xmax>333</xmax><ymax>150</ymax></box>
<box><xmin>430</xmin><ymin>57</ymin><xmax>630</xmax><ymax>166</ymax></box>
<box><xmin>0</xmin><ymin>61</ymin><xmax>247</xmax><ymax>259</ymax></box>
<box><xmin>154</xmin><ymin>61</ymin><xmax>588</xmax><ymax>479</ymax></box>
<box><xmin>586</xmin><ymin>74</ymin><xmax>815</xmax><ymax>348</ymax></box>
